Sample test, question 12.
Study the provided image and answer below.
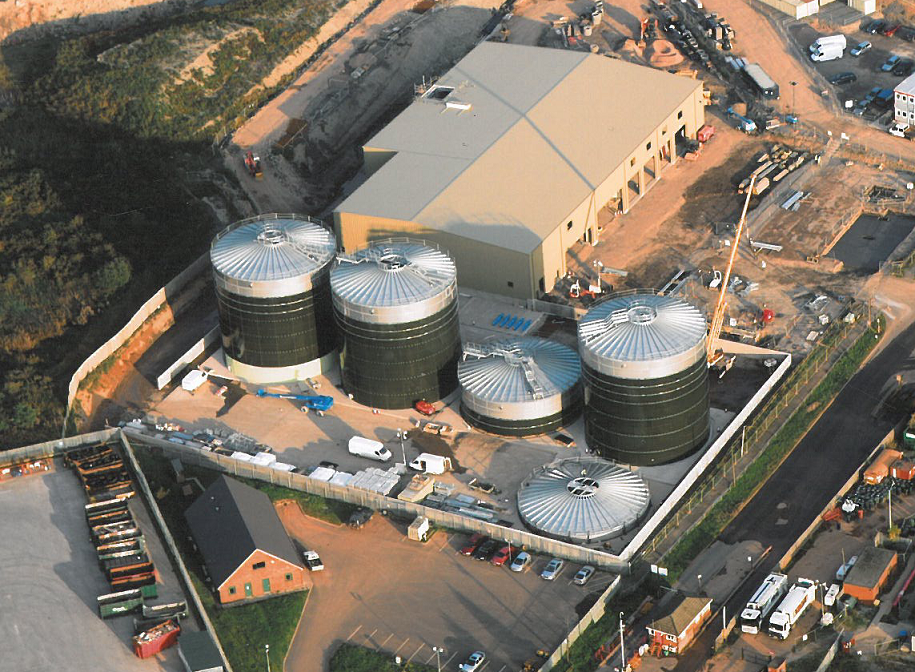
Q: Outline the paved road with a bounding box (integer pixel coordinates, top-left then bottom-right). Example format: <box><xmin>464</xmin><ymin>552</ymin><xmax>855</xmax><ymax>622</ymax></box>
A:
<box><xmin>672</xmin><ymin>320</ymin><xmax>915</xmax><ymax>671</ymax></box>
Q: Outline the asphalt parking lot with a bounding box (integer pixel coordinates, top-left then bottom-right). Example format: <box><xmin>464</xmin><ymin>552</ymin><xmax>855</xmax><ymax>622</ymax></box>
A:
<box><xmin>791</xmin><ymin>22</ymin><xmax>915</xmax><ymax>128</ymax></box>
<box><xmin>831</xmin><ymin>213</ymin><xmax>915</xmax><ymax>274</ymax></box>
<box><xmin>0</xmin><ymin>463</ymin><xmax>186</xmax><ymax>671</ymax></box>
<box><xmin>278</xmin><ymin>501</ymin><xmax>609</xmax><ymax>671</ymax></box>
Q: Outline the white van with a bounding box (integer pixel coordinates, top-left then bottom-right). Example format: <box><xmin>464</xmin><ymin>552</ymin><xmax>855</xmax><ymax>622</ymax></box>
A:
<box><xmin>409</xmin><ymin>453</ymin><xmax>453</xmax><ymax>475</ymax></box>
<box><xmin>809</xmin><ymin>34</ymin><xmax>846</xmax><ymax>53</ymax></box>
<box><xmin>348</xmin><ymin>436</ymin><xmax>392</xmax><ymax>462</ymax></box>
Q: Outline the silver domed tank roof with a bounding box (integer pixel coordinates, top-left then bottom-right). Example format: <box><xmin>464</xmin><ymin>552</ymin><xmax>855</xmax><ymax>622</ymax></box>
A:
<box><xmin>330</xmin><ymin>238</ymin><xmax>457</xmax><ymax>324</ymax></box>
<box><xmin>517</xmin><ymin>457</ymin><xmax>650</xmax><ymax>542</ymax></box>
<box><xmin>578</xmin><ymin>293</ymin><xmax>707</xmax><ymax>380</ymax></box>
<box><xmin>210</xmin><ymin>214</ymin><xmax>336</xmax><ymax>298</ymax></box>
<box><xmin>459</xmin><ymin>338</ymin><xmax>580</xmax><ymax>421</ymax></box>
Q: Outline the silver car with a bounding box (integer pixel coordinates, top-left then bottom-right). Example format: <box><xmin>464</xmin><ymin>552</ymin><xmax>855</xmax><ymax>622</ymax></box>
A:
<box><xmin>540</xmin><ymin>558</ymin><xmax>565</xmax><ymax>580</ymax></box>
<box><xmin>573</xmin><ymin>565</ymin><xmax>595</xmax><ymax>585</ymax></box>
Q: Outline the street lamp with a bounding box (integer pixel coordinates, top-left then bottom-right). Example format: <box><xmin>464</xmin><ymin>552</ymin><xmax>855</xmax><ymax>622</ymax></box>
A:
<box><xmin>697</xmin><ymin>574</ymin><xmax>703</xmax><ymax>593</ymax></box>
<box><xmin>265</xmin><ymin>644</ymin><xmax>271</xmax><ymax>672</ymax></box>
<box><xmin>619</xmin><ymin>612</ymin><xmax>626</xmax><ymax>670</ymax></box>
<box><xmin>432</xmin><ymin>646</ymin><xmax>443</xmax><ymax>672</ymax></box>
<box><xmin>397</xmin><ymin>428</ymin><xmax>407</xmax><ymax>466</ymax></box>
<box><xmin>790</xmin><ymin>80</ymin><xmax>797</xmax><ymax>116</ymax></box>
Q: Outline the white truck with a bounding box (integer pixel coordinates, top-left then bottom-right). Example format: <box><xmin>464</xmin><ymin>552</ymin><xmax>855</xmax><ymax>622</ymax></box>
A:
<box><xmin>740</xmin><ymin>572</ymin><xmax>788</xmax><ymax>634</ymax></box>
<box><xmin>409</xmin><ymin>453</ymin><xmax>453</xmax><ymax>475</ymax></box>
<box><xmin>768</xmin><ymin>578</ymin><xmax>816</xmax><ymax>639</ymax></box>
<box><xmin>181</xmin><ymin>369</ymin><xmax>208</xmax><ymax>393</ymax></box>
<box><xmin>347</xmin><ymin>436</ymin><xmax>392</xmax><ymax>462</ymax></box>
<box><xmin>809</xmin><ymin>34</ymin><xmax>846</xmax><ymax>54</ymax></box>
<box><xmin>811</xmin><ymin>43</ymin><xmax>844</xmax><ymax>62</ymax></box>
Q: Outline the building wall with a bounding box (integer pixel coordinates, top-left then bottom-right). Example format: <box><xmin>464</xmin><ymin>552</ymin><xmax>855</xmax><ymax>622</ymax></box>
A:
<box><xmin>895</xmin><ymin>89</ymin><xmax>915</xmax><ymax>125</ymax></box>
<box><xmin>333</xmin><ymin>211</ymin><xmax>536</xmax><ymax>298</ymax></box>
<box><xmin>362</xmin><ymin>147</ymin><xmax>396</xmax><ymax>176</ymax></box>
<box><xmin>216</xmin><ymin>549</ymin><xmax>309</xmax><ymax>604</ymax></box>
<box><xmin>646</xmin><ymin>601</ymin><xmax>712</xmax><ymax>654</ymax></box>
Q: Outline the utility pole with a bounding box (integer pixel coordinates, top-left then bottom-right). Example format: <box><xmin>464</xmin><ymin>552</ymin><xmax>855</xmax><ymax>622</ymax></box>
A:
<box><xmin>432</xmin><ymin>646</ymin><xmax>443</xmax><ymax>672</ymax></box>
<box><xmin>265</xmin><ymin>644</ymin><xmax>271</xmax><ymax>672</ymax></box>
<box><xmin>397</xmin><ymin>428</ymin><xmax>407</xmax><ymax>466</ymax></box>
<box><xmin>619</xmin><ymin>612</ymin><xmax>626</xmax><ymax>671</ymax></box>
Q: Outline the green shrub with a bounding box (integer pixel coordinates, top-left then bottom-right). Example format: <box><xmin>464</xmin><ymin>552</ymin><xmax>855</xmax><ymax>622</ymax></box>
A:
<box><xmin>329</xmin><ymin>643</ymin><xmax>435</xmax><ymax>672</ymax></box>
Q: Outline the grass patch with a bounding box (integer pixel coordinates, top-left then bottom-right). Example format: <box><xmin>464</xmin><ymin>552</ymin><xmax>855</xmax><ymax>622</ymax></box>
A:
<box><xmin>132</xmin><ymin>447</ymin><xmax>313</xmax><ymax>670</ymax></box>
<box><xmin>549</xmin><ymin>584</ymin><xmax>652</xmax><ymax>672</ymax></box>
<box><xmin>236</xmin><ymin>478</ymin><xmax>357</xmax><ymax>525</ymax></box>
<box><xmin>664</xmin><ymin>318</ymin><xmax>884</xmax><ymax>581</ymax></box>
<box><xmin>329</xmin><ymin>643</ymin><xmax>436</xmax><ymax>672</ymax></box>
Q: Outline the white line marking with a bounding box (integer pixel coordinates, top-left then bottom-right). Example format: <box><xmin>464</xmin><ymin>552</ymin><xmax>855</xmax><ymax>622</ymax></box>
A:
<box><xmin>346</xmin><ymin>625</ymin><xmax>362</xmax><ymax>641</ymax></box>
<box><xmin>443</xmin><ymin>652</ymin><xmax>458</xmax><ymax>668</ymax></box>
<box><xmin>394</xmin><ymin>638</ymin><xmax>410</xmax><ymax>655</ymax></box>
<box><xmin>406</xmin><ymin>643</ymin><xmax>425</xmax><ymax>662</ymax></box>
<box><xmin>381</xmin><ymin>633</ymin><xmax>393</xmax><ymax>647</ymax></box>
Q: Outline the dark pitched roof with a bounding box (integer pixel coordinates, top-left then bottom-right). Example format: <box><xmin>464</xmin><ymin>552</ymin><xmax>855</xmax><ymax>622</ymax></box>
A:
<box><xmin>179</xmin><ymin>630</ymin><xmax>224</xmax><ymax>671</ymax></box>
<box><xmin>185</xmin><ymin>475</ymin><xmax>302</xmax><ymax>588</ymax></box>
<box><xmin>844</xmin><ymin>546</ymin><xmax>896</xmax><ymax>591</ymax></box>
<box><xmin>649</xmin><ymin>594</ymin><xmax>712</xmax><ymax>638</ymax></box>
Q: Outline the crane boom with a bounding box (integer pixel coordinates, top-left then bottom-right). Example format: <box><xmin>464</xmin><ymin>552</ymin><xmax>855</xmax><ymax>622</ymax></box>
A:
<box><xmin>707</xmin><ymin>175</ymin><xmax>756</xmax><ymax>363</ymax></box>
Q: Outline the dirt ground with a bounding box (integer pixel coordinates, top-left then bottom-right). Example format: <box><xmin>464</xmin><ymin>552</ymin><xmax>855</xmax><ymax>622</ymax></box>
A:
<box><xmin>277</xmin><ymin>500</ymin><xmax>595</xmax><ymax>672</ymax></box>
<box><xmin>225</xmin><ymin>0</ymin><xmax>503</xmax><ymax>215</ymax></box>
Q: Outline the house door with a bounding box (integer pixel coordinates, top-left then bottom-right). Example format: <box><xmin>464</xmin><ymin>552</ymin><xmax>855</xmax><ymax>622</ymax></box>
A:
<box><xmin>244</xmin><ymin>582</ymin><xmax>253</xmax><ymax>598</ymax></box>
<box><xmin>262</xmin><ymin>578</ymin><xmax>271</xmax><ymax>593</ymax></box>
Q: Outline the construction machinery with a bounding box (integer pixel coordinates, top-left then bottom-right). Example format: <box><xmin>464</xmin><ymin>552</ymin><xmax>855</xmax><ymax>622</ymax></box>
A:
<box><xmin>569</xmin><ymin>279</ymin><xmax>601</xmax><ymax>300</ymax></box>
<box><xmin>244</xmin><ymin>150</ymin><xmax>263</xmax><ymax>179</ymax></box>
<box><xmin>255</xmin><ymin>388</ymin><xmax>334</xmax><ymax>413</ymax></box>
<box><xmin>707</xmin><ymin>175</ymin><xmax>755</xmax><ymax>366</ymax></box>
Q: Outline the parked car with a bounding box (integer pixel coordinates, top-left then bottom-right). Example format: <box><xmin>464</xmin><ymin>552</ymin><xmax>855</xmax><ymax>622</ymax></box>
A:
<box><xmin>881</xmin><ymin>23</ymin><xmax>901</xmax><ymax>37</ymax></box>
<box><xmin>491</xmin><ymin>544</ymin><xmax>516</xmax><ymax>567</ymax></box>
<box><xmin>865</xmin><ymin>19</ymin><xmax>886</xmax><ymax>34</ymax></box>
<box><xmin>473</xmin><ymin>538</ymin><xmax>501</xmax><ymax>561</ymax></box>
<box><xmin>892</xmin><ymin>59</ymin><xmax>914</xmax><ymax>76</ymax></box>
<box><xmin>849</xmin><ymin>40</ymin><xmax>872</xmax><ymax>57</ymax></box>
<box><xmin>889</xmin><ymin>122</ymin><xmax>910</xmax><ymax>138</ymax></box>
<box><xmin>510</xmin><ymin>551</ymin><xmax>532</xmax><ymax>572</ymax></box>
<box><xmin>836</xmin><ymin>555</ymin><xmax>858</xmax><ymax>581</ymax></box>
<box><xmin>828</xmin><ymin>72</ymin><xmax>857</xmax><ymax>85</ymax></box>
<box><xmin>414</xmin><ymin>399</ymin><xmax>436</xmax><ymax>416</ymax></box>
<box><xmin>303</xmin><ymin>550</ymin><xmax>324</xmax><ymax>571</ymax></box>
<box><xmin>881</xmin><ymin>55</ymin><xmax>901</xmax><ymax>72</ymax></box>
<box><xmin>573</xmin><ymin>565</ymin><xmax>596</xmax><ymax>586</ymax></box>
<box><xmin>540</xmin><ymin>558</ymin><xmax>565</xmax><ymax>580</ymax></box>
<box><xmin>459</xmin><ymin>651</ymin><xmax>486</xmax><ymax>672</ymax></box>
<box><xmin>347</xmin><ymin>506</ymin><xmax>374</xmax><ymax>529</ymax></box>
<box><xmin>460</xmin><ymin>533</ymin><xmax>487</xmax><ymax>556</ymax></box>
<box><xmin>898</xmin><ymin>26</ymin><xmax>915</xmax><ymax>43</ymax></box>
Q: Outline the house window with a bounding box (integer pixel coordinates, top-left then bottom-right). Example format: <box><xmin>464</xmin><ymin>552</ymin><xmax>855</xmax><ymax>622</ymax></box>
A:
<box><xmin>678</xmin><ymin>110</ymin><xmax>683</xmax><ymax>119</ymax></box>
<box><xmin>507</xmin><ymin>281</ymin><xmax>514</xmax><ymax>288</ymax></box>
<box><xmin>252</xmin><ymin>561</ymin><xmax>266</xmax><ymax>570</ymax></box>
<box><xmin>662</xmin><ymin>126</ymin><xmax>668</xmax><ymax>135</ymax></box>
<box><xmin>566</xmin><ymin>221</ymin><xmax>573</xmax><ymax>230</ymax></box>
<box><xmin>646</xmin><ymin>141</ymin><xmax>652</xmax><ymax>151</ymax></box>
<box><xmin>286</xmin><ymin>573</ymin><xmax>293</xmax><ymax>581</ymax></box>
<box><xmin>228</xmin><ymin>586</ymin><xmax>237</xmax><ymax>595</ymax></box>
<box><xmin>667</xmin><ymin>634</ymin><xmax>677</xmax><ymax>642</ymax></box>
<box><xmin>262</xmin><ymin>578</ymin><xmax>271</xmax><ymax>593</ymax></box>
<box><xmin>630</xmin><ymin>157</ymin><xmax>636</xmax><ymax>167</ymax></box>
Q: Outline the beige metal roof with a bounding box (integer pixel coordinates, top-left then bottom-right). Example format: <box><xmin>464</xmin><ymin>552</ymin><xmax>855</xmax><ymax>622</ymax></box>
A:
<box><xmin>336</xmin><ymin>43</ymin><xmax>702</xmax><ymax>253</ymax></box>
<box><xmin>897</xmin><ymin>73</ymin><xmax>915</xmax><ymax>97</ymax></box>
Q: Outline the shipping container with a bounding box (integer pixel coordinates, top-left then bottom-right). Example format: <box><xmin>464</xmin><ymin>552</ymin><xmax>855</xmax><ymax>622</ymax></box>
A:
<box><xmin>98</xmin><ymin>589</ymin><xmax>144</xmax><ymax>619</ymax></box>
<box><xmin>133</xmin><ymin>620</ymin><xmax>181</xmax><ymax>659</ymax></box>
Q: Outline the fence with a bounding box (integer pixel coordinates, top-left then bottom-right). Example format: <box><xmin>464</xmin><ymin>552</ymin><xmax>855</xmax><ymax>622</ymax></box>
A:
<box><xmin>636</xmin><ymin>352</ymin><xmax>792</xmax><ymax>559</ymax></box>
<box><xmin>537</xmin><ymin>574</ymin><xmax>622</xmax><ymax>672</ymax></box>
<box><xmin>0</xmin><ymin>428</ymin><xmax>119</xmax><ymax>467</ymax></box>
<box><xmin>63</xmin><ymin>253</ymin><xmax>211</xmax><ymax>433</ymax></box>
<box><xmin>120</xmin><ymin>434</ymin><xmax>234</xmax><ymax>672</ymax></box>
<box><xmin>125</xmin><ymin>432</ymin><xmax>633</xmax><ymax>572</ymax></box>
<box><xmin>156</xmin><ymin>327</ymin><xmax>221</xmax><ymax>390</ymax></box>
<box><xmin>642</xmin><ymin>307</ymin><xmax>865</xmax><ymax>560</ymax></box>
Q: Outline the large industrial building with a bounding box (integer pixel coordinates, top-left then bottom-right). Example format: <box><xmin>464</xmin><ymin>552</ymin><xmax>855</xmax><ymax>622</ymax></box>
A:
<box><xmin>334</xmin><ymin>42</ymin><xmax>706</xmax><ymax>299</ymax></box>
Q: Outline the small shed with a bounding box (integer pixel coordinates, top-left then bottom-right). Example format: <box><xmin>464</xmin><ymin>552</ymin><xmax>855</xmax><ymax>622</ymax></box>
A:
<box><xmin>864</xmin><ymin>448</ymin><xmax>903</xmax><ymax>485</ymax></box>
<box><xmin>178</xmin><ymin>631</ymin><xmax>224</xmax><ymax>672</ymax></box>
<box><xmin>843</xmin><ymin>546</ymin><xmax>898</xmax><ymax>604</ymax></box>
<box><xmin>646</xmin><ymin>594</ymin><xmax>712</xmax><ymax>655</ymax></box>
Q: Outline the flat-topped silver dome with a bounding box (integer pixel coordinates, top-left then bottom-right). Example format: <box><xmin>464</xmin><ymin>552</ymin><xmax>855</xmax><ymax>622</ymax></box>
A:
<box><xmin>211</xmin><ymin>214</ymin><xmax>336</xmax><ymax>299</ymax></box>
<box><xmin>330</xmin><ymin>238</ymin><xmax>457</xmax><ymax>325</ymax></box>
<box><xmin>578</xmin><ymin>293</ymin><xmax>707</xmax><ymax>380</ymax></box>
<box><xmin>517</xmin><ymin>457</ymin><xmax>650</xmax><ymax>542</ymax></box>
<box><xmin>459</xmin><ymin>338</ymin><xmax>580</xmax><ymax>427</ymax></box>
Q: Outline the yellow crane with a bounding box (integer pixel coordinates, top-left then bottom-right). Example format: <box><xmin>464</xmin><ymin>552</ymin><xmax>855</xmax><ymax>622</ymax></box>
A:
<box><xmin>707</xmin><ymin>175</ymin><xmax>756</xmax><ymax>365</ymax></box>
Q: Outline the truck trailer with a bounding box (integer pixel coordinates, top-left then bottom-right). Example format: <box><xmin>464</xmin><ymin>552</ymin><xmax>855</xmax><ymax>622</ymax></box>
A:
<box><xmin>741</xmin><ymin>572</ymin><xmax>788</xmax><ymax>634</ymax></box>
<box><xmin>768</xmin><ymin>578</ymin><xmax>816</xmax><ymax>639</ymax></box>
<box><xmin>743</xmin><ymin>63</ymin><xmax>780</xmax><ymax>99</ymax></box>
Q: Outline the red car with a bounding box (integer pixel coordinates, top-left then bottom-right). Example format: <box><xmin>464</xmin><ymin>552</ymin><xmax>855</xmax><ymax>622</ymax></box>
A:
<box><xmin>491</xmin><ymin>544</ymin><xmax>516</xmax><ymax>567</ymax></box>
<box><xmin>414</xmin><ymin>399</ymin><xmax>436</xmax><ymax>416</ymax></box>
<box><xmin>882</xmin><ymin>23</ymin><xmax>901</xmax><ymax>37</ymax></box>
<box><xmin>460</xmin><ymin>533</ymin><xmax>486</xmax><ymax>556</ymax></box>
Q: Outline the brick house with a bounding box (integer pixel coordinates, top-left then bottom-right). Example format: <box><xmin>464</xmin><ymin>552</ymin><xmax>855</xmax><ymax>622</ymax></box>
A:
<box><xmin>646</xmin><ymin>594</ymin><xmax>712</xmax><ymax>655</ymax></box>
<box><xmin>842</xmin><ymin>546</ymin><xmax>897</xmax><ymax>605</ymax></box>
<box><xmin>186</xmin><ymin>475</ymin><xmax>309</xmax><ymax>604</ymax></box>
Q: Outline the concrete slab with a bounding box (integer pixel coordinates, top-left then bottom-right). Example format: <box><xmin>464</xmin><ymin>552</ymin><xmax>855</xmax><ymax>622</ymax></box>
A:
<box><xmin>0</xmin><ymin>464</ymin><xmax>183</xmax><ymax>671</ymax></box>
